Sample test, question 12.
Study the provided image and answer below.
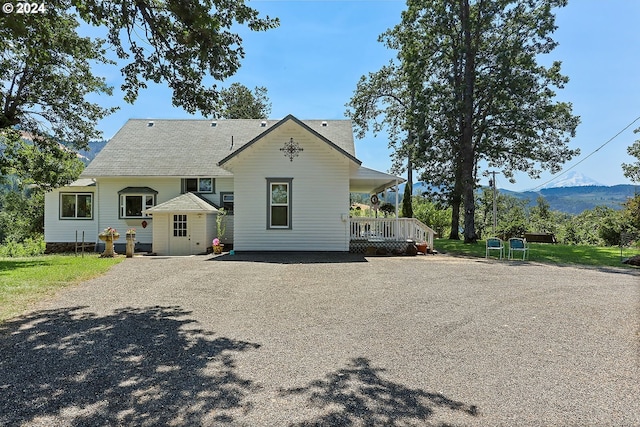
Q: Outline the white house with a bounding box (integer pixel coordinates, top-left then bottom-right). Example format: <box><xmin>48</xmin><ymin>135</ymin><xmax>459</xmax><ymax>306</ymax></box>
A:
<box><xmin>45</xmin><ymin>114</ymin><xmax>434</xmax><ymax>255</ymax></box>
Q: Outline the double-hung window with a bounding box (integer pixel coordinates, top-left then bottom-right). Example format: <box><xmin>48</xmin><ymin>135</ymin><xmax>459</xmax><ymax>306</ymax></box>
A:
<box><xmin>118</xmin><ymin>187</ymin><xmax>157</xmax><ymax>218</ymax></box>
<box><xmin>60</xmin><ymin>193</ymin><xmax>93</xmax><ymax>219</ymax></box>
<box><xmin>267</xmin><ymin>178</ymin><xmax>292</xmax><ymax>229</ymax></box>
<box><xmin>182</xmin><ymin>178</ymin><xmax>214</xmax><ymax>193</ymax></box>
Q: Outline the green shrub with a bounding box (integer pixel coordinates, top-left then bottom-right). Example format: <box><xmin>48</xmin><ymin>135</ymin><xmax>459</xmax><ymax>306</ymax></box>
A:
<box><xmin>0</xmin><ymin>236</ymin><xmax>46</xmax><ymax>257</ymax></box>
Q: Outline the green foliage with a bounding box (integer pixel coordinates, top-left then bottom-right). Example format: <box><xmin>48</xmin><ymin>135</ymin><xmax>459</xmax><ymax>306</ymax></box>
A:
<box><xmin>216</xmin><ymin>208</ymin><xmax>227</xmax><ymax>238</ymax></box>
<box><xmin>379</xmin><ymin>202</ymin><xmax>396</xmax><ymax>217</ymax></box>
<box><xmin>475</xmin><ymin>188</ymin><xmax>528</xmax><ymax>239</ymax></box>
<box><xmin>497</xmin><ymin>197</ymin><xmax>528</xmax><ymax>240</ymax></box>
<box><xmin>401</xmin><ymin>184</ymin><xmax>413</xmax><ymax>218</ymax></box>
<box><xmin>346</xmin><ymin>62</ymin><xmax>416</xmax><ymax>176</ymax></box>
<box><xmin>0</xmin><ymin>237</ymin><xmax>46</xmax><ymax>257</ymax></box>
<box><xmin>622</xmin><ymin>130</ymin><xmax>640</xmax><ymax>183</ymax></box>
<box><xmin>2</xmin><ymin>0</ymin><xmax>278</xmax><ymax>190</ymax></box>
<box><xmin>219</xmin><ymin>83</ymin><xmax>272</xmax><ymax>119</ymax></box>
<box><xmin>624</xmin><ymin>194</ymin><xmax>640</xmax><ymax>231</ymax></box>
<box><xmin>0</xmin><ymin>7</ymin><xmax>116</xmax><ymax>148</ymax></box>
<box><xmin>72</xmin><ymin>0</ymin><xmax>279</xmax><ymax>116</ymax></box>
<box><xmin>1</xmin><ymin>129</ymin><xmax>84</xmax><ymax>191</ymax></box>
<box><xmin>0</xmin><ymin>189</ymin><xmax>45</xmax><ymax>243</ymax></box>
<box><xmin>419</xmin><ymin>189</ymin><xmax>640</xmax><ymax>247</ymax></box>
<box><xmin>379</xmin><ymin>0</ymin><xmax>579</xmax><ymax>242</ymax></box>
<box><xmin>434</xmin><ymin>238</ymin><xmax>638</xmax><ymax>269</ymax></box>
<box><xmin>412</xmin><ymin>197</ymin><xmax>451</xmax><ymax>237</ymax></box>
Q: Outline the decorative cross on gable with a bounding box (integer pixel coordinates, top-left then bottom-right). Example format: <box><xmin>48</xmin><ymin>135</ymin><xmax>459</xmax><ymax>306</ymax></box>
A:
<box><xmin>280</xmin><ymin>137</ymin><xmax>303</xmax><ymax>162</ymax></box>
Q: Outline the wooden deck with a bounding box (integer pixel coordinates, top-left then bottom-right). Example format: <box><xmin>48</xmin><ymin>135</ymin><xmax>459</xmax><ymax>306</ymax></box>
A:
<box><xmin>349</xmin><ymin>217</ymin><xmax>436</xmax><ymax>254</ymax></box>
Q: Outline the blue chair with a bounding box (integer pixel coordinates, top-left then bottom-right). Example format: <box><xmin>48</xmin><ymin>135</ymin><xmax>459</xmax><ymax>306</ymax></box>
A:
<box><xmin>508</xmin><ymin>238</ymin><xmax>529</xmax><ymax>260</ymax></box>
<box><xmin>486</xmin><ymin>237</ymin><xmax>504</xmax><ymax>259</ymax></box>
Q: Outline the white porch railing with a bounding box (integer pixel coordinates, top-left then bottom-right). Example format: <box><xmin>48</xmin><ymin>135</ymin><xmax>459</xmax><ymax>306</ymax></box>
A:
<box><xmin>350</xmin><ymin>217</ymin><xmax>436</xmax><ymax>249</ymax></box>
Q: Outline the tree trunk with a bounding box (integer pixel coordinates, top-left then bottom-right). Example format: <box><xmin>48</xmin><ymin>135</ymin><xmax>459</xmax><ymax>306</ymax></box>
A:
<box><xmin>461</xmin><ymin>0</ymin><xmax>477</xmax><ymax>243</ymax></box>
<box><xmin>449</xmin><ymin>192</ymin><xmax>461</xmax><ymax>240</ymax></box>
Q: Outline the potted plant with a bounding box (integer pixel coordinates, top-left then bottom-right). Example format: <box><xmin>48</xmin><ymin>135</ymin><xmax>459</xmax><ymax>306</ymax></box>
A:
<box><xmin>415</xmin><ymin>241</ymin><xmax>429</xmax><ymax>255</ymax></box>
<box><xmin>212</xmin><ymin>238</ymin><xmax>224</xmax><ymax>255</ymax></box>
<box><xmin>98</xmin><ymin>227</ymin><xmax>120</xmax><ymax>257</ymax></box>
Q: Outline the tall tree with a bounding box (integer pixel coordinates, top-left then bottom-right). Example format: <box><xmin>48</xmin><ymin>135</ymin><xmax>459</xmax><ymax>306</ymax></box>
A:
<box><xmin>1</xmin><ymin>0</ymin><xmax>279</xmax><ymax>153</ymax></box>
<box><xmin>401</xmin><ymin>183</ymin><xmax>413</xmax><ymax>218</ymax></box>
<box><xmin>346</xmin><ymin>62</ymin><xmax>417</xmax><ymax>187</ymax></box>
<box><xmin>218</xmin><ymin>83</ymin><xmax>272</xmax><ymax>119</ymax></box>
<box><xmin>382</xmin><ymin>0</ymin><xmax>580</xmax><ymax>242</ymax></box>
<box><xmin>622</xmin><ymin>129</ymin><xmax>640</xmax><ymax>183</ymax></box>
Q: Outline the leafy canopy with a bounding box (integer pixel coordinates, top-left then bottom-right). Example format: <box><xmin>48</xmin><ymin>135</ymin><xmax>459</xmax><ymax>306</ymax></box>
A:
<box><xmin>1</xmin><ymin>0</ymin><xmax>278</xmax><ymax>189</ymax></box>
<box><xmin>219</xmin><ymin>83</ymin><xmax>272</xmax><ymax>119</ymax></box>
<box><xmin>374</xmin><ymin>0</ymin><xmax>579</xmax><ymax>241</ymax></box>
<box><xmin>622</xmin><ymin>129</ymin><xmax>640</xmax><ymax>183</ymax></box>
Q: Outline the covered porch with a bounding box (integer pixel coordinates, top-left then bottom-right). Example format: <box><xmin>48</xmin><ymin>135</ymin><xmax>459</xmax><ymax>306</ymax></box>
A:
<box><xmin>349</xmin><ymin>217</ymin><xmax>435</xmax><ymax>253</ymax></box>
<box><xmin>349</xmin><ymin>166</ymin><xmax>436</xmax><ymax>254</ymax></box>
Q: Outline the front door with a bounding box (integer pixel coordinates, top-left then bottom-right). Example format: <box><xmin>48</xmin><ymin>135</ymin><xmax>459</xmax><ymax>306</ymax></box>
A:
<box><xmin>170</xmin><ymin>214</ymin><xmax>191</xmax><ymax>255</ymax></box>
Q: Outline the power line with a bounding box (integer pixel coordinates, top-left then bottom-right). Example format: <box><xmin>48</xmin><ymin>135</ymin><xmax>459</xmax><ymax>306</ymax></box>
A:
<box><xmin>529</xmin><ymin>115</ymin><xmax>640</xmax><ymax>191</ymax></box>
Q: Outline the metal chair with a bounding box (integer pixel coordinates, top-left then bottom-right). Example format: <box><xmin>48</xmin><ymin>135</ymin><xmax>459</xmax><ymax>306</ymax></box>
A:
<box><xmin>508</xmin><ymin>238</ymin><xmax>529</xmax><ymax>260</ymax></box>
<box><xmin>486</xmin><ymin>237</ymin><xmax>504</xmax><ymax>259</ymax></box>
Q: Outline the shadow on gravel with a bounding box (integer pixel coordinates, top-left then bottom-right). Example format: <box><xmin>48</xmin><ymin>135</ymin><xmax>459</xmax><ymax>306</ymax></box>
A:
<box><xmin>210</xmin><ymin>252</ymin><xmax>369</xmax><ymax>264</ymax></box>
<box><xmin>280</xmin><ymin>357</ymin><xmax>478</xmax><ymax>426</ymax></box>
<box><xmin>0</xmin><ymin>306</ymin><xmax>260</xmax><ymax>426</ymax></box>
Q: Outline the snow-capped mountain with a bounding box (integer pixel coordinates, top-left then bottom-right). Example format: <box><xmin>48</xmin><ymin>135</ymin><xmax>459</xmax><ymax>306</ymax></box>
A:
<box><xmin>542</xmin><ymin>171</ymin><xmax>602</xmax><ymax>189</ymax></box>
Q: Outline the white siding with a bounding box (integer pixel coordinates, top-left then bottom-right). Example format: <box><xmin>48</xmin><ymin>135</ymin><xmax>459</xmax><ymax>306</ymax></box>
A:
<box><xmin>231</xmin><ymin>121</ymin><xmax>351</xmax><ymax>251</ymax></box>
<box><xmin>44</xmin><ymin>186</ymin><xmax>98</xmax><ymax>242</ymax></box>
<box><xmin>45</xmin><ymin>176</ymin><xmax>237</xmax><ymax>252</ymax></box>
<box><xmin>96</xmin><ymin>177</ymin><xmax>179</xmax><ymax>245</ymax></box>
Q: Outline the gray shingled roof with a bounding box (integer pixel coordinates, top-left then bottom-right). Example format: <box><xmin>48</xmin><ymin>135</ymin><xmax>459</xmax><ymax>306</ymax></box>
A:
<box><xmin>145</xmin><ymin>192</ymin><xmax>220</xmax><ymax>214</ymax></box>
<box><xmin>81</xmin><ymin>116</ymin><xmax>356</xmax><ymax>178</ymax></box>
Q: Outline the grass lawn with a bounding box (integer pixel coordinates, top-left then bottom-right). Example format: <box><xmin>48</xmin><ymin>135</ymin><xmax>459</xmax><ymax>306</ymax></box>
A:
<box><xmin>434</xmin><ymin>238</ymin><xmax>640</xmax><ymax>268</ymax></box>
<box><xmin>0</xmin><ymin>254</ymin><xmax>123</xmax><ymax>322</ymax></box>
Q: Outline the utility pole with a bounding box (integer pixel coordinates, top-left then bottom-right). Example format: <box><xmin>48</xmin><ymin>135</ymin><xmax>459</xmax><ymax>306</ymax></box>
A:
<box><xmin>489</xmin><ymin>171</ymin><xmax>497</xmax><ymax>237</ymax></box>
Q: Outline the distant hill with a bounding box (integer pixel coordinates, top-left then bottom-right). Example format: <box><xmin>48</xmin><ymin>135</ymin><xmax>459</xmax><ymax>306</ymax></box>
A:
<box><xmin>77</xmin><ymin>140</ymin><xmax>108</xmax><ymax>165</ymax></box>
<box><xmin>388</xmin><ymin>182</ymin><xmax>637</xmax><ymax>215</ymax></box>
<box><xmin>542</xmin><ymin>171</ymin><xmax>602</xmax><ymax>189</ymax></box>
<box><xmin>501</xmin><ymin>185</ymin><xmax>637</xmax><ymax>214</ymax></box>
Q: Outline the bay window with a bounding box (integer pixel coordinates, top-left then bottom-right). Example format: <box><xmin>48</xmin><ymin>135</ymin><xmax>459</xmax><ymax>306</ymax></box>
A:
<box><xmin>118</xmin><ymin>187</ymin><xmax>157</xmax><ymax>218</ymax></box>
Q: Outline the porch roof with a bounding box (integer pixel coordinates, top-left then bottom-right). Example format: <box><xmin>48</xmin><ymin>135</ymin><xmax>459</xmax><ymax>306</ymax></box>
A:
<box><xmin>350</xmin><ymin>166</ymin><xmax>405</xmax><ymax>194</ymax></box>
<box><xmin>145</xmin><ymin>192</ymin><xmax>220</xmax><ymax>214</ymax></box>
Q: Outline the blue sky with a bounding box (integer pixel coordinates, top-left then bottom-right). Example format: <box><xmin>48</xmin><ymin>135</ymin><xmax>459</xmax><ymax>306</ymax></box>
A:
<box><xmin>92</xmin><ymin>0</ymin><xmax>640</xmax><ymax>192</ymax></box>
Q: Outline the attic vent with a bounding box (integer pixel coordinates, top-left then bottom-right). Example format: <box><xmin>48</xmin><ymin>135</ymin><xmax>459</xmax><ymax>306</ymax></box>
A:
<box><xmin>322</xmin><ymin>121</ymin><xmax>327</xmax><ymax>127</ymax></box>
<box><xmin>260</xmin><ymin>121</ymin><xmax>267</xmax><ymax>127</ymax></box>
<box><xmin>147</xmin><ymin>121</ymin><xmax>154</xmax><ymax>127</ymax></box>
<box><xmin>211</xmin><ymin>121</ymin><xmax>217</xmax><ymax>127</ymax></box>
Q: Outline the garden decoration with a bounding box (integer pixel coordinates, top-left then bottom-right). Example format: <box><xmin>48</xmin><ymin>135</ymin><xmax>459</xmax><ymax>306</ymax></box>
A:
<box><xmin>98</xmin><ymin>227</ymin><xmax>120</xmax><ymax>257</ymax></box>
<box><xmin>125</xmin><ymin>228</ymin><xmax>136</xmax><ymax>258</ymax></box>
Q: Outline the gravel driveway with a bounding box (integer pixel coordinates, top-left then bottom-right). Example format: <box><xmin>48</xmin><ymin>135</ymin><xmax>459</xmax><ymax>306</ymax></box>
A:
<box><xmin>1</xmin><ymin>253</ymin><xmax>638</xmax><ymax>426</ymax></box>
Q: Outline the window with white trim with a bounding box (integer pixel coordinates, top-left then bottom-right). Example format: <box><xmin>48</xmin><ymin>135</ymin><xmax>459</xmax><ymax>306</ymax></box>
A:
<box><xmin>60</xmin><ymin>193</ymin><xmax>93</xmax><ymax>219</ymax></box>
<box><xmin>120</xmin><ymin>194</ymin><xmax>155</xmax><ymax>218</ymax></box>
<box><xmin>267</xmin><ymin>178</ymin><xmax>292</xmax><ymax>229</ymax></box>
<box><xmin>182</xmin><ymin>178</ymin><xmax>214</xmax><ymax>193</ymax></box>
